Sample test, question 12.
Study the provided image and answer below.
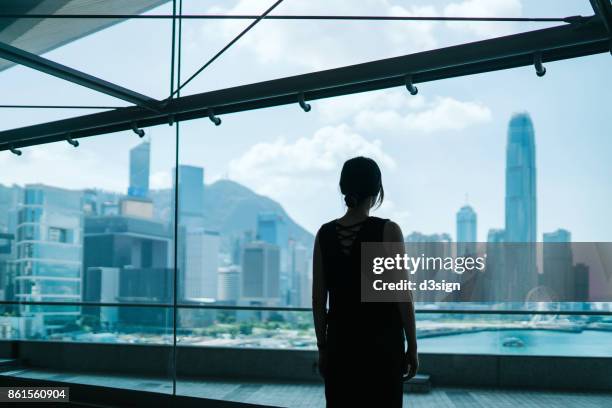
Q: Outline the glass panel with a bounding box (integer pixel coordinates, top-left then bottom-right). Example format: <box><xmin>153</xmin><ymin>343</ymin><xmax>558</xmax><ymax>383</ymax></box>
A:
<box><xmin>0</xmin><ymin>2</ymin><xmax>610</xmax><ymax>404</ymax></box>
<box><xmin>0</xmin><ymin>124</ymin><xmax>177</xmax><ymax>390</ymax></box>
<box><xmin>418</xmin><ymin>310</ymin><xmax>612</xmax><ymax>357</ymax></box>
<box><xmin>0</xmin><ymin>69</ymin><xmax>127</xmax><ymax>130</ymax></box>
<box><xmin>177</xmin><ymin>0</ymin><xmax>593</xmax><ymax>96</ymax></box>
<box><xmin>2</xmin><ymin>2</ymin><xmax>175</xmax><ymax>100</ymax></box>
<box><xmin>176</xmin><ymin>308</ymin><xmax>314</xmax><ymax>349</ymax></box>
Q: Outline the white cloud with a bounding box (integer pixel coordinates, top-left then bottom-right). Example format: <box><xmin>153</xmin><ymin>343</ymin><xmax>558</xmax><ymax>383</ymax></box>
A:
<box><xmin>377</xmin><ymin>199</ymin><xmax>412</xmax><ymax>229</ymax></box>
<box><xmin>354</xmin><ymin>96</ymin><xmax>492</xmax><ymax>134</ymax></box>
<box><xmin>317</xmin><ymin>90</ymin><xmax>426</xmax><ymax>124</ymax></box>
<box><xmin>196</xmin><ymin>0</ymin><xmax>439</xmax><ymax>71</ymax></box>
<box><xmin>316</xmin><ymin>89</ymin><xmax>492</xmax><ymax>135</ymax></box>
<box><xmin>228</xmin><ymin>124</ymin><xmax>395</xmax><ymax>199</ymax></box>
<box><xmin>188</xmin><ymin>0</ymin><xmax>526</xmax><ymax>74</ymax></box>
<box><xmin>444</xmin><ymin>0</ymin><xmax>523</xmax><ymax>37</ymax></box>
<box><xmin>150</xmin><ymin>171</ymin><xmax>172</xmax><ymax>189</ymax></box>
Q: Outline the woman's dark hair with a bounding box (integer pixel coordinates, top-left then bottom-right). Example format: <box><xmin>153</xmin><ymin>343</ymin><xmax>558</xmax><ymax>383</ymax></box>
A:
<box><xmin>339</xmin><ymin>156</ymin><xmax>384</xmax><ymax>209</ymax></box>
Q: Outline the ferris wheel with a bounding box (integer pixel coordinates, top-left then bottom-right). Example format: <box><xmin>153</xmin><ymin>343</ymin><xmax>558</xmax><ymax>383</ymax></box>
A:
<box><xmin>525</xmin><ymin>286</ymin><xmax>561</xmax><ymax>324</ymax></box>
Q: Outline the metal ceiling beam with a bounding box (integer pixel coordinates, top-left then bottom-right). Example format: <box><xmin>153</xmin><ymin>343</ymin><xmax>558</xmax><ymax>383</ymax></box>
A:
<box><xmin>590</xmin><ymin>0</ymin><xmax>612</xmax><ymax>34</ymax></box>
<box><xmin>0</xmin><ymin>18</ymin><xmax>609</xmax><ymax>151</ymax></box>
<box><xmin>0</xmin><ymin>41</ymin><xmax>160</xmax><ymax>110</ymax></box>
<box><xmin>0</xmin><ymin>14</ymin><xmax>582</xmax><ymax>23</ymax></box>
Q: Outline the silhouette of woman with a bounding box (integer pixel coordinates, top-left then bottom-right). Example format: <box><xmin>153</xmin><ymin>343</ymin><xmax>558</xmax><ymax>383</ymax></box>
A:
<box><xmin>312</xmin><ymin>156</ymin><xmax>418</xmax><ymax>408</ymax></box>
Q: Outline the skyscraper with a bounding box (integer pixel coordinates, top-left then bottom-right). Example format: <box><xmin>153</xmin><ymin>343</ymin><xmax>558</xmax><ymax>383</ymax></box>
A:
<box><xmin>542</xmin><ymin>229</ymin><xmax>573</xmax><ymax>301</ymax></box>
<box><xmin>289</xmin><ymin>240</ymin><xmax>311</xmax><ymax>307</ymax></box>
<box><xmin>405</xmin><ymin>232</ymin><xmax>453</xmax><ymax>302</ymax></box>
<box><xmin>486</xmin><ymin>228</ymin><xmax>506</xmax><ymax>301</ymax></box>
<box><xmin>0</xmin><ymin>184</ymin><xmax>22</xmax><ymax>234</ymax></box>
<box><xmin>128</xmin><ymin>141</ymin><xmax>150</xmax><ymax>198</ymax></box>
<box><xmin>505</xmin><ymin>113</ymin><xmax>537</xmax><ymax>243</ymax></box>
<box><xmin>218</xmin><ymin>265</ymin><xmax>241</xmax><ymax>302</ymax></box>
<box><xmin>0</xmin><ymin>233</ymin><xmax>15</xmax><ymax>302</ymax></box>
<box><xmin>257</xmin><ymin>212</ymin><xmax>289</xmax><ymax>302</ymax></box>
<box><xmin>504</xmin><ymin>113</ymin><xmax>538</xmax><ymax>300</ymax></box>
<box><xmin>14</xmin><ymin>185</ymin><xmax>83</xmax><ymax>326</ymax></box>
<box><xmin>241</xmin><ymin>241</ymin><xmax>280</xmax><ymax>305</ymax></box>
<box><xmin>456</xmin><ymin>205</ymin><xmax>477</xmax><ymax>256</ymax></box>
<box><xmin>184</xmin><ymin>229</ymin><xmax>220</xmax><ymax>300</ymax></box>
<box><xmin>257</xmin><ymin>212</ymin><xmax>288</xmax><ymax>248</ymax></box>
<box><xmin>172</xmin><ymin>165</ymin><xmax>205</xmax><ymax>230</ymax></box>
<box><xmin>82</xmin><ymin>214</ymin><xmax>172</xmax><ymax>327</ymax></box>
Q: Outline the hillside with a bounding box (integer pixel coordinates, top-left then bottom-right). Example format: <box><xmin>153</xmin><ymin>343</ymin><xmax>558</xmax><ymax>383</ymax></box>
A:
<box><xmin>150</xmin><ymin>179</ymin><xmax>314</xmax><ymax>248</ymax></box>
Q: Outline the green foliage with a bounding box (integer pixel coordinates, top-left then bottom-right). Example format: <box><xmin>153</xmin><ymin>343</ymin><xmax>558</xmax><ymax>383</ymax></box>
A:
<box><xmin>239</xmin><ymin>322</ymin><xmax>253</xmax><ymax>335</ymax></box>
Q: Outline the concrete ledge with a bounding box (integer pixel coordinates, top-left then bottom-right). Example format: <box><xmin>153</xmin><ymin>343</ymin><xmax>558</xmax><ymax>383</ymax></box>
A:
<box><xmin>1</xmin><ymin>340</ymin><xmax>611</xmax><ymax>391</ymax></box>
<box><xmin>0</xmin><ymin>375</ymin><xmax>270</xmax><ymax>408</ymax></box>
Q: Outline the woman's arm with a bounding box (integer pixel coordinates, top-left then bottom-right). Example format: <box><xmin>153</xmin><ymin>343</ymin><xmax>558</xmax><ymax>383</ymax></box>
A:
<box><xmin>383</xmin><ymin>221</ymin><xmax>419</xmax><ymax>377</ymax></box>
<box><xmin>312</xmin><ymin>231</ymin><xmax>328</xmax><ymax>351</ymax></box>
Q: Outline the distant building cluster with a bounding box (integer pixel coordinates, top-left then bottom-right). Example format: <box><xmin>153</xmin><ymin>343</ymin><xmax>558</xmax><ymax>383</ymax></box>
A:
<box><xmin>0</xmin><ymin>113</ymin><xmax>602</xmax><ymax>339</ymax></box>
<box><xmin>404</xmin><ymin>113</ymin><xmax>593</xmax><ymax>304</ymax></box>
<box><xmin>0</xmin><ymin>138</ymin><xmax>312</xmax><ymax>338</ymax></box>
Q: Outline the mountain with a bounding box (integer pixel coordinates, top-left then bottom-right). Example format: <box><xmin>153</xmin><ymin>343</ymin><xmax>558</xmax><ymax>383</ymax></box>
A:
<box><xmin>149</xmin><ymin>179</ymin><xmax>314</xmax><ymax>249</ymax></box>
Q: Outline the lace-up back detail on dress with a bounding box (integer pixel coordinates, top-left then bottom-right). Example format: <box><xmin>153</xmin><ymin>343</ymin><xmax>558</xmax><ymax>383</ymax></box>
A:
<box><xmin>334</xmin><ymin>219</ymin><xmax>366</xmax><ymax>256</ymax></box>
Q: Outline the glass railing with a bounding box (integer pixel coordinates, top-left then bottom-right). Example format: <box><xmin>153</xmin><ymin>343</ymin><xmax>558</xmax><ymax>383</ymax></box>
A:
<box><xmin>2</xmin><ymin>300</ymin><xmax>611</xmax><ymax>357</ymax></box>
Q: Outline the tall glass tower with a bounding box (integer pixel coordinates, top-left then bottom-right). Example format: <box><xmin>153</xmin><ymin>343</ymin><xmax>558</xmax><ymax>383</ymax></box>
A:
<box><xmin>128</xmin><ymin>140</ymin><xmax>150</xmax><ymax>198</ymax></box>
<box><xmin>456</xmin><ymin>205</ymin><xmax>477</xmax><ymax>256</ymax></box>
<box><xmin>505</xmin><ymin>113</ymin><xmax>536</xmax><ymax>243</ymax></box>
<box><xmin>172</xmin><ymin>165</ymin><xmax>205</xmax><ymax>230</ymax></box>
<box><xmin>256</xmin><ymin>212</ymin><xmax>288</xmax><ymax>249</ymax></box>
<box><xmin>504</xmin><ymin>113</ymin><xmax>537</xmax><ymax>300</ymax></box>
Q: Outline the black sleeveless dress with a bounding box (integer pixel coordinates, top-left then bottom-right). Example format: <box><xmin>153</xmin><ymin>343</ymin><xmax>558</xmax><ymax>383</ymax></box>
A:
<box><xmin>318</xmin><ymin>216</ymin><xmax>405</xmax><ymax>408</ymax></box>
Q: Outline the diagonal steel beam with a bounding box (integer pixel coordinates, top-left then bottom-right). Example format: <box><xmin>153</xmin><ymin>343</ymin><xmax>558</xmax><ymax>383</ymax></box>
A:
<box><xmin>0</xmin><ymin>41</ymin><xmax>160</xmax><ymax>110</ymax></box>
<box><xmin>590</xmin><ymin>0</ymin><xmax>612</xmax><ymax>34</ymax></box>
<box><xmin>0</xmin><ymin>18</ymin><xmax>609</xmax><ymax>151</ymax></box>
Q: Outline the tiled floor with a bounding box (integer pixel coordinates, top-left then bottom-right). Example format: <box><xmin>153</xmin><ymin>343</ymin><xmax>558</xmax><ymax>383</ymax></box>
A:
<box><xmin>1</xmin><ymin>368</ymin><xmax>611</xmax><ymax>407</ymax></box>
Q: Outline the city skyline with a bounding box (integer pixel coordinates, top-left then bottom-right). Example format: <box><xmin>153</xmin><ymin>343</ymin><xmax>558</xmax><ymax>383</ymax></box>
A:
<box><xmin>0</xmin><ymin>114</ymin><xmax>608</xmax><ymax>340</ymax></box>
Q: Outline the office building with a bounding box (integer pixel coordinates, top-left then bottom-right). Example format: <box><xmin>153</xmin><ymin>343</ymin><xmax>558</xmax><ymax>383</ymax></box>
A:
<box><xmin>82</xmin><ymin>267</ymin><xmax>120</xmax><ymax>327</ymax></box>
<box><xmin>573</xmin><ymin>263</ymin><xmax>590</xmax><ymax>302</ymax></box>
<box><xmin>456</xmin><ymin>205</ymin><xmax>477</xmax><ymax>256</ymax></box>
<box><xmin>83</xmin><ymin>215</ymin><xmax>172</xmax><ymax>327</ymax></box>
<box><xmin>257</xmin><ymin>212</ymin><xmax>290</xmax><ymax>302</ymax></box>
<box><xmin>128</xmin><ymin>140</ymin><xmax>150</xmax><ymax>198</ymax></box>
<box><xmin>505</xmin><ymin>113</ymin><xmax>537</xmax><ymax>243</ymax></box>
<box><xmin>289</xmin><ymin>240</ymin><xmax>311</xmax><ymax>307</ymax></box>
<box><xmin>14</xmin><ymin>185</ymin><xmax>83</xmax><ymax>327</ymax></box>
<box><xmin>184</xmin><ymin>229</ymin><xmax>220</xmax><ymax>300</ymax></box>
<box><xmin>218</xmin><ymin>265</ymin><xmax>241</xmax><ymax>302</ymax></box>
<box><xmin>257</xmin><ymin>212</ymin><xmax>288</xmax><ymax>248</ymax></box>
<box><xmin>486</xmin><ymin>228</ymin><xmax>506</xmax><ymax>301</ymax></box>
<box><xmin>172</xmin><ymin>165</ymin><xmax>205</xmax><ymax>230</ymax></box>
<box><xmin>504</xmin><ymin>113</ymin><xmax>538</xmax><ymax>300</ymax></box>
<box><xmin>542</xmin><ymin>229</ymin><xmax>573</xmax><ymax>301</ymax></box>
<box><xmin>241</xmin><ymin>241</ymin><xmax>280</xmax><ymax>304</ymax></box>
<box><xmin>405</xmin><ymin>232</ymin><xmax>453</xmax><ymax>302</ymax></box>
<box><xmin>0</xmin><ymin>184</ymin><xmax>22</xmax><ymax>234</ymax></box>
<box><xmin>0</xmin><ymin>233</ymin><xmax>15</xmax><ymax>302</ymax></box>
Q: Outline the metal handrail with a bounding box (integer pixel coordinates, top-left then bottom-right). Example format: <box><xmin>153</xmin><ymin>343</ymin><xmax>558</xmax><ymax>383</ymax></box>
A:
<box><xmin>1</xmin><ymin>300</ymin><xmax>610</xmax><ymax>316</ymax></box>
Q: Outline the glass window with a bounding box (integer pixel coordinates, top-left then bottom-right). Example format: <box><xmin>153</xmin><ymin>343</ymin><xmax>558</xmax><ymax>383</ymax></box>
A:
<box><xmin>48</xmin><ymin>227</ymin><xmax>68</xmax><ymax>243</ymax></box>
<box><xmin>0</xmin><ymin>2</ymin><xmax>610</xmax><ymax>404</ymax></box>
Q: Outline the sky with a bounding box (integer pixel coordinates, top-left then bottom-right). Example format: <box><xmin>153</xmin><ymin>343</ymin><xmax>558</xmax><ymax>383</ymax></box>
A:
<box><xmin>0</xmin><ymin>0</ymin><xmax>610</xmax><ymax>242</ymax></box>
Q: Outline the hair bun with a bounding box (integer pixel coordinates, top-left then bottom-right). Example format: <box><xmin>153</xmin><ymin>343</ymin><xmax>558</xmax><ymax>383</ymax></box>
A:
<box><xmin>344</xmin><ymin>194</ymin><xmax>358</xmax><ymax>208</ymax></box>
